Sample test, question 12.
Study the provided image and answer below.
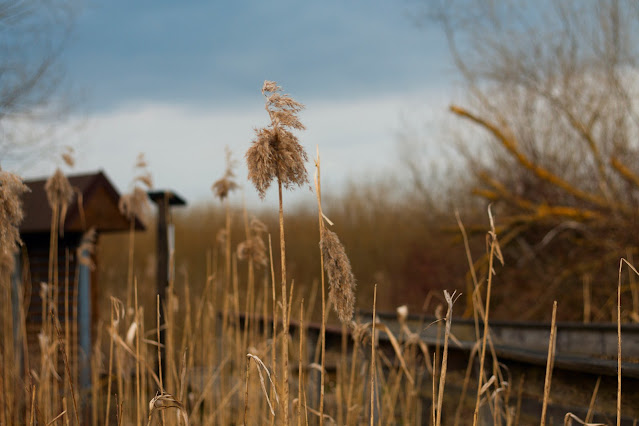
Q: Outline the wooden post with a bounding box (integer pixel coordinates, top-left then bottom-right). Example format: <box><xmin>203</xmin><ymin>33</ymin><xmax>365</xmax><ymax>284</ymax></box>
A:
<box><xmin>157</xmin><ymin>193</ymin><xmax>168</xmax><ymax>379</ymax></box>
<box><xmin>148</xmin><ymin>190</ymin><xmax>186</xmax><ymax>381</ymax></box>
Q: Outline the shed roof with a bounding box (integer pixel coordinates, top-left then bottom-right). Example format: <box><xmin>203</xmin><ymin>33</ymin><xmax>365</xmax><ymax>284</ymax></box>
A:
<box><xmin>20</xmin><ymin>170</ymin><xmax>145</xmax><ymax>234</ymax></box>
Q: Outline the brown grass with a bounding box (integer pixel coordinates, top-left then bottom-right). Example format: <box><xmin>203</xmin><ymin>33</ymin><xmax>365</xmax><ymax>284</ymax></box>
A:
<box><xmin>2</xmin><ymin>93</ymin><xmax>637</xmax><ymax>426</ymax></box>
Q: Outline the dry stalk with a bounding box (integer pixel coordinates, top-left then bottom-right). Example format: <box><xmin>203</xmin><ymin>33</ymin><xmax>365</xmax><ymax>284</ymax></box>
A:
<box><xmin>244</xmin><ymin>353</ymin><xmax>251</xmax><ymax>424</ymax></box>
<box><xmin>188</xmin><ymin>354</ymin><xmax>231</xmax><ymax>418</ymax></box>
<box><xmin>514</xmin><ymin>374</ymin><xmax>525</xmax><ymax>426</ymax></box>
<box><xmin>247</xmin><ymin>82</ymin><xmax>309</xmax><ymax>424</ymax></box>
<box><xmin>345</xmin><ymin>323</ymin><xmax>362</xmax><ymax>426</ymax></box>
<box><xmin>105</xmin><ymin>299</ymin><xmax>118</xmax><ymax>426</ymax></box>
<box><xmin>453</xmin><ymin>340</ymin><xmax>480</xmax><ymax>426</ymax></box>
<box><xmin>337</xmin><ymin>322</ymin><xmax>347</xmax><ymax>426</ymax></box>
<box><xmin>431</xmin><ymin>352</ymin><xmax>437</xmax><ymax>426</ymax></box>
<box><xmin>278</xmin><ymin>177</ymin><xmax>290</xmax><ymax>426</ymax></box>
<box><xmin>135</xmin><ymin>281</ymin><xmax>141</xmax><ymax>426</ymax></box>
<box><xmin>473</xmin><ymin>207</ymin><xmax>502</xmax><ymax>426</ymax></box>
<box><xmin>436</xmin><ymin>290</ymin><xmax>460</xmax><ymax>426</ymax></box>
<box><xmin>540</xmin><ymin>301</ymin><xmax>558</xmax><ymax>426</ymax></box>
<box><xmin>373</xmin><ymin>323</ymin><xmax>413</xmax><ymax>385</ymax></box>
<box><xmin>246</xmin><ymin>353</ymin><xmax>280</xmax><ymax>417</ymax></box>
<box><xmin>616</xmin><ymin>259</ymin><xmax>634</xmax><ymax>426</ymax></box>
<box><xmin>29</xmin><ymin>384</ymin><xmax>35</xmax><ymax>426</ymax></box>
<box><xmin>314</xmin><ymin>147</ymin><xmax>327</xmax><ymax>425</ymax></box>
<box><xmin>268</xmin><ymin>234</ymin><xmax>278</xmax><ymax>426</ymax></box>
<box><xmin>370</xmin><ymin>284</ymin><xmax>377</xmax><ymax>426</ymax></box>
<box><xmin>455</xmin><ymin>210</ymin><xmax>482</xmax><ymax>339</ymax></box>
<box><xmin>585</xmin><ymin>376</ymin><xmax>601</xmax><ymax>423</ymax></box>
<box><xmin>46</xmin><ymin>409</ymin><xmax>67</xmax><ymax>426</ymax></box>
<box><xmin>146</xmin><ymin>392</ymin><xmax>188</xmax><ymax>426</ymax></box>
<box><xmin>52</xmin><ymin>313</ymin><xmax>80</xmax><ymax>426</ymax></box>
<box><xmin>563</xmin><ymin>412</ymin><xmax>604</xmax><ymax>425</ymax></box>
<box><xmin>298</xmin><ymin>300</ymin><xmax>304</xmax><ymax>426</ymax></box>
<box><xmin>302</xmin><ymin>404</ymin><xmax>336</xmax><ymax>424</ymax></box>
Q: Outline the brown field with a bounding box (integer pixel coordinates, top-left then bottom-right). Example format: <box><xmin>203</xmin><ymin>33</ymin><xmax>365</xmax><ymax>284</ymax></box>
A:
<box><xmin>1</xmin><ymin>81</ymin><xmax>636</xmax><ymax>426</ymax></box>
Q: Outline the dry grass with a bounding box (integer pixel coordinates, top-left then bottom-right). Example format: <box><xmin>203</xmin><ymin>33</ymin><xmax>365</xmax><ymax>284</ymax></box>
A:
<box><xmin>1</xmin><ymin>85</ymin><xmax>637</xmax><ymax>425</ymax></box>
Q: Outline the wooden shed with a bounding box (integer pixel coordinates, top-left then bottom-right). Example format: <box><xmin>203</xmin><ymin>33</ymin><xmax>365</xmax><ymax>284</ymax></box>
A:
<box><xmin>14</xmin><ymin>170</ymin><xmax>144</xmax><ymax>389</ymax></box>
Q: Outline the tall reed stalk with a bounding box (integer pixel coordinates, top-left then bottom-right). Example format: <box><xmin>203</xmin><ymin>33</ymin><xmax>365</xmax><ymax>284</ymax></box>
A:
<box><xmin>473</xmin><ymin>208</ymin><xmax>502</xmax><ymax>426</ymax></box>
<box><xmin>314</xmin><ymin>148</ymin><xmax>327</xmax><ymax>425</ymax></box>
<box><xmin>540</xmin><ymin>301</ymin><xmax>557</xmax><ymax>426</ymax></box>
<box><xmin>246</xmin><ymin>80</ymin><xmax>309</xmax><ymax>425</ymax></box>
<box><xmin>370</xmin><ymin>284</ymin><xmax>377</xmax><ymax>426</ymax></box>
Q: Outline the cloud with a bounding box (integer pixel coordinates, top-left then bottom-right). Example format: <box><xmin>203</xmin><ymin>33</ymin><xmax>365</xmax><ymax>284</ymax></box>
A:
<box><xmin>22</xmin><ymin>87</ymin><xmax>451</xmax><ymax>207</ymax></box>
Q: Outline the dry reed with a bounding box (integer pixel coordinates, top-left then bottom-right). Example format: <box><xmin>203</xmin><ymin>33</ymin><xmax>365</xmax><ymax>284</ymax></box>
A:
<box><xmin>246</xmin><ymin>80</ymin><xmax>309</xmax><ymax>425</ymax></box>
<box><xmin>246</xmin><ymin>81</ymin><xmax>308</xmax><ymax>199</ymax></box>
<box><xmin>212</xmin><ymin>147</ymin><xmax>238</xmax><ymax>201</ymax></box>
<box><xmin>2</xmin><ymin>92</ymin><xmax>636</xmax><ymax>426</ymax></box>
<box><xmin>585</xmin><ymin>376</ymin><xmax>601</xmax><ymax>423</ymax></box>
<box><xmin>370</xmin><ymin>284</ymin><xmax>377</xmax><ymax>426</ymax></box>
<box><xmin>0</xmin><ymin>168</ymin><xmax>29</xmax><ymax>263</ymax></box>
<box><xmin>435</xmin><ymin>290</ymin><xmax>459</xmax><ymax>426</ymax></box>
<box><xmin>473</xmin><ymin>206</ymin><xmax>502</xmax><ymax>426</ymax></box>
<box><xmin>540</xmin><ymin>300</ymin><xmax>558</xmax><ymax>426</ymax></box>
<box><xmin>319</xmin><ymin>227</ymin><xmax>356</xmax><ymax>324</ymax></box>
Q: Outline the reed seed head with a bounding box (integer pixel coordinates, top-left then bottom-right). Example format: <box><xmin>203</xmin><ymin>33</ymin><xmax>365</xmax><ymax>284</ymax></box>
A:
<box><xmin>397</xmin><ymin>305</ymin><xmax>408</xmax><ymax>322</ymax></box>
<box><xmin>0</xmin><ymin>168</ymin><xmax>29</xmax><ymax>274</ymax></box>
<box><xmin>212</xmin><ymin>147</ymin><xmax>238</xmax><ymax>200</ymax></box>
<box><xmin>45</xmin><ymin>168</ymin><xmax>74</xmax><ymax>210</ymax></box>
<box><xmin>216</xmin><ymin>228</ymin><xmax>227</xmax><ymax>248</ymax></box>
<box><xmin>118</xmin><ymin>186</ymin><xmax>149</xmax><ymax>222</ymax></box>
<box><xmin>62</xmin><ymin>146</ymin><xmax>75</xmax><ymax>168</ymax></box>
<box><xmin>133</xmin><ymin>153</ymin><xmax>153</xmax><ymax>190</ymax></box>
<box><xmin>320</xmin><ymin>227</ymin><xmax>356</xmax><ymax>323</ymax></box>
<box><xmin>119</xmin><ymin>154</ymin><xmax>153</xmax><ymax>222</ymax></box>
<box><xmin>237</xmin><ymin>217</ymin><xmax>268</xmax><ymax>267</ymax></box>
<box><xmin>246</xmin><ymin>81</ymin><xmax>308</xmax><ymax>198</ymax></box>
<box><xmin>45</xmin><ymin>168</ymin><xmax>74</xmax><ymax>235</ymax></box>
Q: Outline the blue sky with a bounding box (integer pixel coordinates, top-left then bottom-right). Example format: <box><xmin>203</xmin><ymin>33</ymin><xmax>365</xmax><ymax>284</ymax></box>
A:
<box><xmin>23</xmin><ymin>0</ymin><xmax>458</xmax><ymax>206</ymax></box>
<box><xmin>64</xmin><ymin>1</ymin><xmax>449</xmax><ymax>109</ymax></box>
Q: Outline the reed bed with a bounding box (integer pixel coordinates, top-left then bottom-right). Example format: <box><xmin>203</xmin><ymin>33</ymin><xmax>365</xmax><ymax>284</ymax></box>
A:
<box><xmin>0</xmin><ymin>82</ymin><xmax>635</xmax><ymax>425</ymax></box>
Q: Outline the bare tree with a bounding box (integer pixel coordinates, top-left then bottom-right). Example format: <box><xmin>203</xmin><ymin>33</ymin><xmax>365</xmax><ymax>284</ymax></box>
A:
<box><xmin>0</xmin><ymin>0</ymin><xmax>78</xmax><ymax>168</ymax></box>
<box><xmin>422</xmin><ymin>0</ymin><xmax>639</xmax><ymax>320</ymax></box>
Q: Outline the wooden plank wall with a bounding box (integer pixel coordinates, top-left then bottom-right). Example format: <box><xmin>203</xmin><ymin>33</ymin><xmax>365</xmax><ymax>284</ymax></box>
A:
<box><xmin>23</xmin><ymin>234</ymin><xmax>81</xmax><ymax>383</ymax></box>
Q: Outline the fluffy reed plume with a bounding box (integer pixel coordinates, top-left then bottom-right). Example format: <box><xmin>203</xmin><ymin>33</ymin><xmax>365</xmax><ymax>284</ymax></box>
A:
<box><xmin>134</xmin><ymin>153</ymin><xmax>153</xmax><ymax>188</ymax></box>
<box><xmin>212</xmin><ymin>146</ymin><xmax>239</xmax><ymax>200</ymax></box>
<box><xmin>0</xmin><ymin>168</ymin><xmax>28</xmax><ymax>272</ymax></box>
<box><xmin>396</xmin><ymin>305</ymin><xmax>408</xmax><ymax>322</ymax></box>
<box><xmin>119</xmin><ymin>186</ymin><xmax>150</xmax><ymax>221</ymax></box>
<box><xmin>237</xmin><ymin>217</ymin><xmax>268</xmax><ymax>267</ymax></box>
<box><xmin>320</xmin><ymin>227</ymin><xmax>356</xmax><ymax>323</ymax></box>
<box><xmin>45</xmin><ymin>169</ymin><xmax>73</xmax><ymax>207</ymax></box>
<box><xmin>62</xmin><ymin>146</ymin><xmax>75</xmax><ymax>168</ymax></box>
<box><xmin>246</xmin><ymin>80</ymin><xmax>308</xmax><ymax>198</ymax></box>
<box><xmin>45</xmin><ymin>168</ymin><xmax>74</xmax><ymax>229</ymax></box>
<box><xmin>119</xmin><ymin>153</ymin><xmax>153</xmax><ymax>221</ymax></box>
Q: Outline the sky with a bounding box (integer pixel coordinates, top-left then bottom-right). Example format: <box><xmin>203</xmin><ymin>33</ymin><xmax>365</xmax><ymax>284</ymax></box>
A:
<box><xmin>16</xmin><ymin>0</ymin><xmax>458</xmax><ymax>207</ymax></box>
